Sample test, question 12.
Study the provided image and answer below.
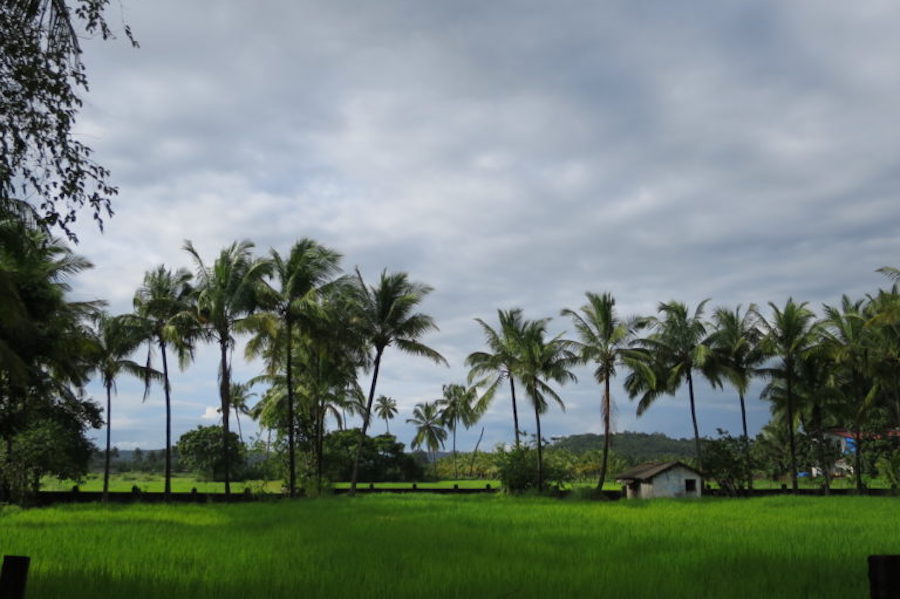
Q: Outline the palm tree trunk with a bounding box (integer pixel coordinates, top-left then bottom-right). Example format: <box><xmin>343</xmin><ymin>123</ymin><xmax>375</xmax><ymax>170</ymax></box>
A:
<box><xmin>219</xmin><ymin>338</ymin><xmax>232</xmax><ymax>498</ymax></box>
<box><xmin>812</xmin><ymin>397</ymin><xmax>830</xmax><ymax>494</ymax></box>
<box><xmin>285</xmin><ymin>319</ymin><xmax>296</xmax><ymax>497</ymax></box>
<box><xmin>350</xmin><ymin>348</ymin><xmax>382</xmax><ymax>495</ymax></box>
<box><xmin>738</xmin><ymin>390</ymin><xmax>752</xmax><ymax>491</ymax></box>
<box><xmin>469</xmin><ymin>426</ymin><xmax>484</xmax><ymax>477</ymax></box>
<box><xmin>785</xmin><ymin>365</ymin><xmax>798</xmax><ymax>492</ymax></box>
<box><xmin>315</xmin><ymin>351</ymin><xmax>327</xmax><ymax>491</ymax></box>
<box><xmin>854</xmin><ymin>424</ymin><xmax>864</xmax><ymax>492</ymax></box>
<box><xmin>235</xmin><ymin>409</ymin><xmax>243</xmax><ymax>445</ymax></box>
<box><xmin>103</xmin><ymin>382</ymin><xmax>112</xmax><ymax>503</ymax></box>
<box><xmin>534</xmin><ymin>400</ymin><xmax>544</xmax><ymax>492</ymax></box>
<box><xmin>509</xmin><ymin>376</ymin><xmax>521</xmax><ymax>447</ymax></box>
<box><xmin>385</xmin><ymin>417</ymin><xmax>390</xmax><ymax>434</ymax></box>
<box><xmin>686</xmin><ymin>371</ymin><xmax>703</xmax><ymax>474</ymax></box>
<box><xmin>597</xmin><ymin>378</ymin><xmax>611</xmax><ymax>491</ymax></box>
<box><xmin>452</xmin><ymin>423</ymin><xmax>458</xmax><ymax>480</ymax></box>
<box><xmin>160</xmin><ymin>338</ymin><xmax>172</xmax><ymax>499</ymax></box>
<box><xmin>316</xmin><ymin>389</ymin><xmax>326</xmax><ymax>490</ymax></box>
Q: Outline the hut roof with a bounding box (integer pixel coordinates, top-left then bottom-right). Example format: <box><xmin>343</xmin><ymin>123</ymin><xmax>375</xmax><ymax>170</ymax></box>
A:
<box><xmin>615</xmin><ymin>461</ymin><xmax>700</xmax><ymax>482</ymax></box>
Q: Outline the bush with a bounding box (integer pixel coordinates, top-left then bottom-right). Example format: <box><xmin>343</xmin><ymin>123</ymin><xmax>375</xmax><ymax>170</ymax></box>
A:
<box><xmin>495</xmin><ymin>446</ymin><xmax>575</xmax><ymax>493</ymax></box>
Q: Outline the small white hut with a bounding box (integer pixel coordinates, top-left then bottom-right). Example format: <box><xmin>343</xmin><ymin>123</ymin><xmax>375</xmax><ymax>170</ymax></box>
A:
<box><xmin>615</xmin><ymin>461</ymin><xmax>702</xmax><ymax>499</ymax></box>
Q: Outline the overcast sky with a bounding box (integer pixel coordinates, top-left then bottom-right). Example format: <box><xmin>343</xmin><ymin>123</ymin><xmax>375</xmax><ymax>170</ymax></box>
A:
<box><xmin>66</xmin><ymin>0</ymin><xmax>900</xmax><ymax>452</ymax></box>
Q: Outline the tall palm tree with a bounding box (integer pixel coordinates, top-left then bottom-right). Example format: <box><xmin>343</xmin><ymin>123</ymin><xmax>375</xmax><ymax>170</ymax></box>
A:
<box><xmin>374</xmin><ymin>395</ymin><xmax>398</xmax><ymax>434</ymax></box>
<box><xmin>436</xmin><ymin>383</ymin><xmax>481</xmax><ymax>479</ymax></box>
<box><xmin>250</xmin><ymin>239</ymin><xmax>344</xmax><ymax>497</ymax></box>
<box><xmin>517</xmin><ymin>318</ymin><xmax>578</xmax><ymax>492</ymax></box>
<box><xmin>709</xmin><ymin>305</ymin><xmax>764</xmax><ymax>490</ymax></box>
<box><xmin>625</xmin><ymin>300</ymin><xmax>719</xmax><ymax>472</ymax></box>
<box><xmin>407</xmin><ymin>401</ymin><xmax>447</xmax><ymax>477</ymax></box>
<box><xmin>822</xmin><ymin>296</ymin><xmax>877</xmax><ymax>492</ymax></box>
<box><xmin>184</xmin><ymin>239</ymin><xmax>271</xmax><ymax>497</ymax></box>
<box><xmin>348</xmin><ymin>269</ymin><xmax>447</xmax><ymax>494</ymax></box>
<box><xmin>132</xmin><ymin>265</ymin><xmax>194</xmax><ymax>498</ymax></box>
<box><xmin>465</xmin><ymin>308</ymin><xmax>528</xmax><ymax>446</ymax></box>
<box><xmin>90</xmin><ymin>312</ymin><xmax>159</xmax><ymax>502</ymax></box>
<box><xmin>562</xmin><ymin>292</ymin><xmax>642</xmax><ymax>490</ymax></box>
<box><xmin>755</xmin><ymin>299</ymin><xmax>820</xmax><ymax>492</ymax></box>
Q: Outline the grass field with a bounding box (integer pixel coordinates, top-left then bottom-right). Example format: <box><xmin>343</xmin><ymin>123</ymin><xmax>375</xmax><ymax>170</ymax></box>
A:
<box><xmin>44</xmin><ymin>471</ymin><xmax>879</xmax><ymax>494</ymax></box>
<box><xmin>2</xmin><ymin>495</ymin><xmax>897</xmax><ymax>598</ymax></box>
<box><xmin>39</xmin><ymin>473</ymin><xmax>501</xmax><ymax>493</ymax></box>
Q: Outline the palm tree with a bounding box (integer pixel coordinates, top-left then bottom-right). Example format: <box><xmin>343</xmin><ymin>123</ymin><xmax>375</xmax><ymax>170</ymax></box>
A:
<box><xmin>228</xmin><ymin>380</ymin><xmax>257</xmax><ymax>445</ymax></box>
<box><xmin>436</xmin><ymin>384</ymin><xmax>481</xmax><ymax>479</ymax></box>
<box><xmin>625</xmin><ymin>300</ymin><xmax>719</xmax><ymax>473</ymax></box>
<box><xmin>561</xmin><ymin>292</ymin><xmax>641</xmax><ymax>490</ymax></box>
<box><xmin>246</xmin><ymin>239</ymin><xmax>343</xmax><ymax>497</ymax></box>
<box><xmin>90</xmin><ymin>312</ymin><xmax>159</xmax><ymax>502</ymax></box>
<box><xmin>407</xmin><ymin>401</ymin><xmax>447</xmax><ymax>477</ymax></box>
<box><xmin>465</xmin><ymin>308</ymin><xmax>528</xmax><ymax>446</ymax></box>
<box><xmin>755</xmin><ymin>299</ymin><xmax>820</xmax><ymax>492</ymax></box>
<box><xmin>374</xmin><ymin>395</ymin><xmax>398</xmax><ymax>434</ymax></box>
<box><xmin>517</xmin><ymin>318</ymin><xmax>578</xmax><ymax>491</ymax></box>
<box><xmin>184</xmin><ymin>239</ymin><xmax>271</xmax><ymax>497</ymax></box>
<box><xmin>822</xmin><ymin>296</ymin><xmax>877</xmax><ymax>492</ymax></box>
<box><xmin>709</xmin><ymin>305</ymin><xmax>764</xmax><ymax>490</ymax></box>
<box><xmin>348</xmin><ymin>269</ymin><xmax>447</xmax><ymax>494</ymax></box>
<box><xmin>132</xmin><ymin>265</ymin><xmax>194</xmax><ymax>498</ymax></box>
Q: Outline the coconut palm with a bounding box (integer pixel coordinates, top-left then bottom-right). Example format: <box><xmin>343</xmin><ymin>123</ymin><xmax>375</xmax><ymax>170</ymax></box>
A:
<box><xmin>517</xmin><ymin>318</ymin><xmax>578</xmax><ymax>491</ymax></box>
<box><xmin>755</xmin><ymin>299</ymin><xmax>820</xmax><ymax>492</ymax></box>
<box><xmin>374</xmin><ymin>395</ymin><xmax>398</xmax><ymax>434</ymax></box>
<box><xmin>348</xmin><ymin>269</ymin><xmax>447</xmax><ymax>493</ymax></box>
<box><xmin>436</xmin><ymin>384</ymin><xmax>481</xmax><ymax>479</ymax></box>
<box><xmin>709</xmin><ymin>305</ymin><xmax>764</xmax><ymax>490</ymax></box>
<box><xmin>625</xmin><ymin>300</ymin><xmax>719</xmax><ymax>473</ymax></box>
<box><xmin>407</xmin><ymin>401</ymin><xmax>447</xmax><ymax>476</ymax></box>
<box><xmin>248</xmin><ymin>239</ymin><xmax>343</xmax><ymax>497</ymax></box>
<box><xmin>184</xmin><ymin>239</ymin><xmax>271</xmax><ymax>497</ymax></box>
<box><xmin>822</xmin><ymin>296</ymin><xmax>877</xmax><ymax>492</ymax></box>
<box><xmin>562</xmin><ymin>292</ymin><xmax>643</xmax><ymax>490</ymax></box>
<box><xmin>228</xmin><ymin>380</ymin><xmax>257</xmax><ymax>445</ymax></box>
<box><xmin>132</xmin><ymin>265</ymin><xmax>195</xmax><ymax>497</ymax></box>
<box><xmin>465</xmin><ymin>308</ymin><xmax>528</xmax><ymax>446</ymax></box>
<box><xmin>89</xmin><ymin>312</ymin><xmax>160</xmax><ymax>502</ymax></box>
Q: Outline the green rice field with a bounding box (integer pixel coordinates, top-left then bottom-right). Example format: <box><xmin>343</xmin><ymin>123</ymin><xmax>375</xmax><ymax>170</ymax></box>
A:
<box><xmin>39</xmin><ymin>473</ymin><xmax>500</xmax><ymax>493</ymax></box>
<box><xmin>2</xmin><ymin>495</ymin><xmax>897</xmax><ymax>598</ymax></box>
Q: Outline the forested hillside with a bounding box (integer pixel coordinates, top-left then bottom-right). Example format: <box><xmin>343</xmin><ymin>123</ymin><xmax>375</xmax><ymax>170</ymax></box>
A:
<box><xmin>550</xmin><ymin>432</ymin><xmax>696</xmax><ymax>462</ymax></box>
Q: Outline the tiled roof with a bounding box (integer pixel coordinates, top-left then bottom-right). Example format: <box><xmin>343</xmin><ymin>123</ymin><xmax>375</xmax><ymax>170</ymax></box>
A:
<box><xmin>614</xmin><ymin>461</ymin><xmax>700</xmax><ymax>482</ymax></box>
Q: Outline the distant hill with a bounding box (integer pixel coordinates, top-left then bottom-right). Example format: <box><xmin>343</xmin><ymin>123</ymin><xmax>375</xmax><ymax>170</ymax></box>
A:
<box><xmin>549</xmin><ymin>432</ymin><xmax>695</xmax><ymax>462</ymax></box>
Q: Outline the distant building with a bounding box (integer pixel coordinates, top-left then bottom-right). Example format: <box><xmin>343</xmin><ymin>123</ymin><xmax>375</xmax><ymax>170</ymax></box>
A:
<box><xmin>825</xmin><ymin>428</ymin><xmax>900</xmax><ymax>455</ymax></box>
<box><xmin>615</xmin><ymin>461</ymin><xmax>702</xmax><ymax>499</ymax></box>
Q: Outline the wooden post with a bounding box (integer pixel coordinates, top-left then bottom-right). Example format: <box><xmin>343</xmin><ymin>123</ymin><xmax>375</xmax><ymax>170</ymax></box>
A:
<box><xmin>0</xmin><ymin>555</ymin><xmax>30</xmax><ymax>599</ymax></box>
<box><xmin>869</xmin><ymin>555</ymin><xmax>900</xmax><ymax>599</ymax></box>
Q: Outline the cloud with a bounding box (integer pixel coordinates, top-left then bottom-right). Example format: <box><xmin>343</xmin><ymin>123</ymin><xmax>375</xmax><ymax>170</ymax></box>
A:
<box><xmin>68</xmin><ymin>0</ymin><xmax>900</xmax><ymax>449</ymax></box>
<box><xmin>200</xmin><ymin>406</ymin><xmax>220</xmax><ymax>422</ymax></box>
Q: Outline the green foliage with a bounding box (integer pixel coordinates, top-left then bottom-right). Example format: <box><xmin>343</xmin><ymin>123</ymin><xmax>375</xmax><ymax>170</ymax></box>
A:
<box><xmin>322</xmin><ymin>430</ymin><xmax>423</xmax><ymax>483</ymax></box>
<box><xmin>0</xmin><ymin>0</ymin><xmax>136</xmax><ymax>237</ymax></box>
<box><xmin>176</xmin><ymin>426</ymin><xmax>245</xmax><ymax>482</ymax></box>
<box><xmin>702</xmin><ymin>430</ymin><xmax>752</xmax><ymax>495</ymax></box>
<box><xmin>2</xmin><ymin>398</ymin><xmax>100</xmax><ymax>500</ymax></box>
<box><xmin>495</xmin><ymin>445</ymin><xmax>575</xmax><ymax>493</ymax></box>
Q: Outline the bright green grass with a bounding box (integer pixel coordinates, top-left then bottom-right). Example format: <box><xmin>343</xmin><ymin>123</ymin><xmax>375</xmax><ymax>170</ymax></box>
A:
<box><xmin>2</xmin><ymin>495</ymin><xmax>897</xmax><ymax>598</ymax></box>
<box><xmin>40</xmin><ymin>473</ymin><xmax>282</xmax><ymax>493</ymax></box>
<box><xmin>40</xmin><ymin>473</ymin><xmax>499</xmax><ymax>493</ymax></box>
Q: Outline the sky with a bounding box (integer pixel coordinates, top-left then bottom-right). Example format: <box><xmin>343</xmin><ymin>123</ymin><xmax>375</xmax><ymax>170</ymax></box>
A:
<box><xmin>64</xmin><ymin>0</ymin><xmax>900</xmax><ymax>452</ymax></box>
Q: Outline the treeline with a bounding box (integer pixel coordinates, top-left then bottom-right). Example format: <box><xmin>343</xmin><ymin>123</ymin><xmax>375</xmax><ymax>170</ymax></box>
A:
<box><xmin>3</xmin><ymin>211</ymin><xmax>900</xmax><ymax>501</ymax></box>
